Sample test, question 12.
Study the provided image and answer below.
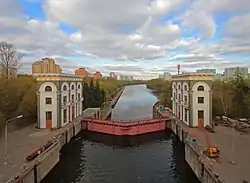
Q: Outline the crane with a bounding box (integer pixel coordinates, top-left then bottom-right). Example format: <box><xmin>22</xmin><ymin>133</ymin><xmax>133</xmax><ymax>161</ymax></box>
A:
<box><xmin>198</xmin><ymin>119</ymin><xmax>220</xmax><ymax>159</ymax></box>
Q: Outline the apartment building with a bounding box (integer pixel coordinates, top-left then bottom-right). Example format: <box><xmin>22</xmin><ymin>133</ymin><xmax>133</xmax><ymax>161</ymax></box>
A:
<box><xmin>32</xmin><ymin>58</ymin><xmax>62</xmax><ymax>74</ymax></box>
<box><xmin>196</xmin><ymin>69</ymin><xmax>216</xmax><ymax>74</ymax></box>
<box><xmin>224</xmin><ymin>67</ymin><xmax>248</xmax><ymax>80</ymax></box>
<box><xmin>75</xmin><ymin>67</ymin><xmax>88</xmax><ymax>77</ymax></box>
<box><xmin>93</xmin><ymin>71</ymin><xmax>102</xmax><ymax>80</ymax></box>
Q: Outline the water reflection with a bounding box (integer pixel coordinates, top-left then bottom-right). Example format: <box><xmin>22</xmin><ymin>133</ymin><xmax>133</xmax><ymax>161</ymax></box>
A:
<box><xmin>111</xmin><ymin>85</ymin><xmax>157</xmax><ymax>120</ymax></box>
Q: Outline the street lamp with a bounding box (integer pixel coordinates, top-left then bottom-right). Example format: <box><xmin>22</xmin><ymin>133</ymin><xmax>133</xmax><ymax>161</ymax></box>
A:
<box><xmin>4</xmin><ymin>115</ymin><xmax>23</xmax><ymax>164</ymax></box>
<box><xmin>231</xmin><ymin>121</ymin><xmax>236</xmax><ymax>164</ymax></box>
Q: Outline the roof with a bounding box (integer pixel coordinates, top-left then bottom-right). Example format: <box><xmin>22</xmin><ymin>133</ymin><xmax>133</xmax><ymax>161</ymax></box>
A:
<box><xmin>171</xmin><ymin>72</ymin><xmax>213</xmax><ymax>81</ymax></box>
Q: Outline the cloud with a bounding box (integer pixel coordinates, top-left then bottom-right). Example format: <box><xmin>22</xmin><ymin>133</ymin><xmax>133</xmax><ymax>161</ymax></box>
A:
<box><xmin>1</xmin><ymin>0</ymin><xmax>250</xmax><ymax>78</ymax></box>
<box><xmin>43</xmin><ymin>0</ymin><xmax>182</xmax><ymax>61</ymax></box>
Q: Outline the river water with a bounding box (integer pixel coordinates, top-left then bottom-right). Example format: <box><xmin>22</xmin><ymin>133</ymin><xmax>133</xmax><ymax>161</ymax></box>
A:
<box><xmin>42</xmin><ymin>85</ymin><xmax>199</xmax><ymax>183</ymax></box>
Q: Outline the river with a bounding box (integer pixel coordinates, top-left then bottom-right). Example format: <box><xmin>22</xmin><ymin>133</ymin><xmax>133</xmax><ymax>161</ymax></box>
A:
<box><xmin>41</xmin><ymin>85</ymin><xmax>199</xmax><ymax>183</ymax></box>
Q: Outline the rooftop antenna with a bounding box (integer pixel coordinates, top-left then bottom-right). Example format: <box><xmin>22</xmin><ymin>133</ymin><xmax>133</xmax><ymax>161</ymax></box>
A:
<box><xmin>177</xmin><ymin>64</ymin><xmax>180</xmax><ymax>74</ymax></box>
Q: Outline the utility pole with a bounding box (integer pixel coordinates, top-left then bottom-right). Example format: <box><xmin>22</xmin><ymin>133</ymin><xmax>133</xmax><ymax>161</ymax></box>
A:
<box><xmin>4</xmin><ymin>115</ymin><xmax>23</xmax><ymax>164</ymax></box>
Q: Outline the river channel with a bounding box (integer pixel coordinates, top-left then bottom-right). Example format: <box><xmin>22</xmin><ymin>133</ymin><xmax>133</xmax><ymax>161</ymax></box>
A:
<box><xmin>41</xmin><ymin>85</ymin><xmax>199</xmax><ymax>183</ymax></box>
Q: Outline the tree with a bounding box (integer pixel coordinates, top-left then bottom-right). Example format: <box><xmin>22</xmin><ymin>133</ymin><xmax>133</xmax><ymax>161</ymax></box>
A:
<box><xmin>0</xmin><ymin>42</ymin><xmax>23</xmax><ymax>79</ymax></box>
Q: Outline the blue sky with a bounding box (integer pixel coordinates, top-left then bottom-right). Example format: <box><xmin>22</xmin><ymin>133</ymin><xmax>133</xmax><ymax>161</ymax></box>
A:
<box><xmin>1</xmin><ymin>0</ymin><xmax>250</xmax><ymax>79</ymax></box>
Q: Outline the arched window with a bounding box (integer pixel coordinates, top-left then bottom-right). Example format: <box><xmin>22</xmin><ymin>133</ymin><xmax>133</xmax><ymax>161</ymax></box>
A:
<box><xmin>71</xmin><ymin>85</ymin><xmax>74</xmax><ymax>90</ymax></box>
<box><xmin>184</xmin><ymin>85</ymin><xmax>187</xmax><ymax>91</ymax></box>
<box><xmin>174</xmin><ymin>84</ymin><xmax>176</xmax><ymax>89</ymax></box>
<box><xmin>78</xmin><ymin>84</ymin><xmax>80</xmax><ymax>89</ymax></box>
<box><xmin>178</xmin><ymin>85</ymin><xmax>181</xmax><ymax>90</ymax></box>
<box><xmin>197</xmin><ymin>85</ymin><xmax>204</xmax><ymax>91</ymax></box>
<box><xmin>45</xmin><ymin>86</ymin><xmax>52</xmax><ymax>92</ymax></box>
<box><xmin>63</xmin><ymin>85</ymin><xmax>67</xmax><ymax>91</ymax></box>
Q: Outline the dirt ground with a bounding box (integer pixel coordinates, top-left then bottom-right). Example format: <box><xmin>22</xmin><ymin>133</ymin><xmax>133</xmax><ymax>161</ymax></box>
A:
<box><xmin>195</xmin><ymin>125</ymin><xmax>250</xmax><ymax>183</ymax></box>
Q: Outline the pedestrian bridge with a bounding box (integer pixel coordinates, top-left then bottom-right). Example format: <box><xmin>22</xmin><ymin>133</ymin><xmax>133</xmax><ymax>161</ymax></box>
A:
<box><xmin>82</xmin><ymin>117</ymin><xmax>171</xmax><ymax>135</ymax></box>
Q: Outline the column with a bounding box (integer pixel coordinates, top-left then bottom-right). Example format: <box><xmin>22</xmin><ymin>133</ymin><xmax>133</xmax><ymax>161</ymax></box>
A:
<box><xmin>57</xmin><ymin>91</ymin><xmax>61</xmax><ymax>128</ymax></box>
<box><xmin>36</xmin><ymin>91</ymin><xmax>40</xmax><ymax>128</ymax></box>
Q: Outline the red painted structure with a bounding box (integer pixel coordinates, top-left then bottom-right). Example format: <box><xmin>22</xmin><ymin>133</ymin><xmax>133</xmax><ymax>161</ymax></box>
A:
<box><xmin>82</xmin><ymin>117</ymin><xmax>170</xmax><ymax>135</ymax></box>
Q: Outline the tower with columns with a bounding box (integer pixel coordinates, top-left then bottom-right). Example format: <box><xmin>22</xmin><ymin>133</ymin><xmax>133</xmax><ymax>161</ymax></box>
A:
<box><xmin>171</xmin><ymin>73</ymin><xmax>213</xmax><ymax>127</ymax></box>
<box><xmin>35</xmin><ymin>73</ymin><xmax>84</xmax><ymax>129</ymax></box>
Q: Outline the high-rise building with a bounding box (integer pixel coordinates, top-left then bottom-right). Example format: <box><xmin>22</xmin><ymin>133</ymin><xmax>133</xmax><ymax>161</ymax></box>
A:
<box><xmin>32</xmin><ymin>58</ymin><xmax>62</xmax><ymax>74</ymax></box>
<box><xmin>75</xmin><ymin>68</ymin><xmax>88</xmax><ymax>77</ymax></box>
<box><xmin>163</xmin><ymin>72</ymin><xmax>171</xmax><ymax>80</ymax></box>
<box><xmin>196</xmin><ymin>69</ymin><xmax>216</xmax><ymax>74</ymax></box>
<box><xmin>93</xmin><ymin>71</ymin><xmax>102</xmax><ymax>80</ymax></box>
<box><xmin>109</xmin><ymin>72</ymin><xmax>117</xmax><ymax>79</ymax></box>
<box><xmin>109</xmin><ymin>72</ymin><xmax>116</xmax><ymax>78</ymax></box>
<box><xmin>224</xmin><ymin>67</ymin><xmax>248</xmax><ymax>80</ymax></box>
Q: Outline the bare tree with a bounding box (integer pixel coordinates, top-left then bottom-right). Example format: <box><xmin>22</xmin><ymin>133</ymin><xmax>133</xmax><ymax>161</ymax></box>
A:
<box><xmin>0</xmin><ymin>42</ymin><xmax>23</xmax><ymax>79</ymax></box>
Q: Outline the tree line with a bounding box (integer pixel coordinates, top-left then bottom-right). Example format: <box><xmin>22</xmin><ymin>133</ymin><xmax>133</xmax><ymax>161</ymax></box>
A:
<box><xmin>0</xmin><ymin>76</ymin><xmax>132</xmax><ymax>132</ymax></box>
<box><xmin>146</xmin><ymin>74</ymin><xmax>250</xmax><ymax>119</ymax></box>
<box><xmin>0</xmin><ymin>41</ymin><xmax>140</xmax><ymax>133</ymax></box>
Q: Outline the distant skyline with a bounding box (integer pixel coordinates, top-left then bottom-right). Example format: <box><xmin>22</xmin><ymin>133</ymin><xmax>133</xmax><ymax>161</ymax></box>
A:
<box><xmin>1</xmin><ymin>0</ymin><xmax>250</xmax><ymax>79</ymax></box>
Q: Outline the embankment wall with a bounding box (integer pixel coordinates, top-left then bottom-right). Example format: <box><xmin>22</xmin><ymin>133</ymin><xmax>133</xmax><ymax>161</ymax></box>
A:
<box><xmin>7</xmin><ymin>87</ymin><xmax>125</xmax><ymax>183</ymax></box>
<box><xmin>168</xmin><ymin>117</ymin><xmax>224</xmax><ymax>183</ymax></box>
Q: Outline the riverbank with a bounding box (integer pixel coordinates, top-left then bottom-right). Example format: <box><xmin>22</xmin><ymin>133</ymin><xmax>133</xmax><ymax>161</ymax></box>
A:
<box><xmin>1</xmin><ymin>88</ymin><xmax>124</xmax><ymax>183</ymax></box>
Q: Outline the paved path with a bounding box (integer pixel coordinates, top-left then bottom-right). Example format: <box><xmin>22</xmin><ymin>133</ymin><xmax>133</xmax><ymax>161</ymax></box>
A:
<box><xmin>0</xmin><ymin>124</ymin><xmax>61</xmax><ymax>183</ymax></box>
<box><xmin>195</xmin><ymin>125</ymin><xmax>250</xmax><ymax>183</ymax></box>
<box><xmin>161</xmin><ymin>109</ymin><xmax>250</xmax><ymax>183</ymax></box>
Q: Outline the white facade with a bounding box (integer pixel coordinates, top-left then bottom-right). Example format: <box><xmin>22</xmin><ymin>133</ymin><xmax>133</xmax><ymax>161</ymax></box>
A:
<box><xmin>37</xmin><ymin>74</ymin><xmax>83</xmax><ymax>129</ymax></box>
<box><xmin>38</xmin><ymin>82</ymin><xmax>58</xmax><ymax>129</ymax></box>
<box><xmin>171</xmin><ymin>73</ymin><xmax>212</xmax><ymax>127</ymax></box>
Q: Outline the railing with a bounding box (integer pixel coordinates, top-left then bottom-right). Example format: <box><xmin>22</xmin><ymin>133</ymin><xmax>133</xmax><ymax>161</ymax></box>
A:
<box><xmin>84</xmin><ymin>117</ymin><xmax>170</xmax><ymax>128</ymax></box>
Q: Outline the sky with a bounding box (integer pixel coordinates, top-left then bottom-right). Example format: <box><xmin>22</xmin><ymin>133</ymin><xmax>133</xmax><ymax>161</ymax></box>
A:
<box><xmin>1</xmin><ymin>0</ymin><xmax>250</xmax><ymax>79</ymax></box>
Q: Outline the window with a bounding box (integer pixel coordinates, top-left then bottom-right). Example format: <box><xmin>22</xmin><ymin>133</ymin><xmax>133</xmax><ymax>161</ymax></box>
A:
<box><xmin>45</xmin><ymin>86</ymin><xmax>52</xmax><ymax>92</ymax></box>
<box><xmin>185</xmin><ymin>109</ymin><xmax>188</xmax><ymax>122</ymax></box>
<box><xmin>63</xmin><ymin>96</ymin><xmax>67</xmax><ymax>104</ymax></box>
<box><xmin>178</xmin><ymin>85</ymin><xmax>181</xmax><ymax>89</ymax></box>
<box><xmin>197</xmin><ymin>85</ymin><xmax>204</xmax><ymax>91</ymax></box>
<box><xmin>78</xmin><ymin>84</ymin><xmax>80</xmax><ymax>89</ymax></box>
<box><xmin>198</xmin><ymin>97</ymin><xmax>204</xmax><ymax>104</ymax></box>
<box><xmin>174</xmin><ymin>84</ymin><xmax>176</xmax><ymax>89</ymax></box>
<box><xmin>72</xmin><ymin>94</ymin><xmax>74</xmax><ymax>101</ymax></box>
<box><xmin>63</xmin><ymin>109</ymin><xmax>67</xmax><ymax>123</ymax></box>
<box><xmin>184</xmin><ymin>85</ymin><xmax>187</xmax><ymax>91</ymax></box>
<box><xmin>45</xmin><ymin>98</ymin><xmax>52</xmax><ymax>104</ymax></box>
<box><xmin>71</xmin><ymin>85</ymin><xmax>74</xmax><ymax>90</ymax></box>
<box><xmin>198</xmin><ymin>110</ymin><xmax>204</xmax><ymax>120</ymax></box>
<box><xmin>174</xmin><ymin>93</ymin><xmax>176</xmax><ymax>99</ymax></box>
<box><xmin>78</xmin><ymin>93</ymin><xmax>80</xmax><ymax>100</ymax></box>
<box><xmin>184</xmin><ymin>96</ymin><xmax>187</xmax><ymax>102</ymax></box>
<box><xmin>63</xmin><ymin>85</ymin><xmax>67</xmax><ymax>91</ymax></box>
<box><xmin>178</xmin><ymin>94</ymin><xmax>181</xmax><ymax>100</ymax></box>
<box><xmin>46</xmin><ymin>111</ymin><xmax>52</xmax><ymax>120</ymax></box>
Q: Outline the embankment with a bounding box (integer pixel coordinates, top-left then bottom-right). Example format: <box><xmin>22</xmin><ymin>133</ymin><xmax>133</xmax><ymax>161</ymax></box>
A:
<box><xmin>5</xmin><ymin>88</ymin><xmax>124</xmax><ymax>183</ymax></box>
<box><xmin>153</xmin><ymin>103</ymin><xmax>224</xmax><ymax>183</ymax></box>
<box><xmin>110</xmin><ymin>87</ymin><xmax>124</xmax><ymax>108</ymax></box>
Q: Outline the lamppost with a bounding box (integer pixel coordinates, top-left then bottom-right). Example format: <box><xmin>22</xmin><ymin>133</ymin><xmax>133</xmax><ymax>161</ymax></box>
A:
<box><xmin>4</xmin><ymin>115</ymin><xmax>23</xmax><ymax>164</ymax></box>
<box><xmin>231</xmin><ymin>121</ymin><xmax>236</xmax><ymax>164</ymax></box>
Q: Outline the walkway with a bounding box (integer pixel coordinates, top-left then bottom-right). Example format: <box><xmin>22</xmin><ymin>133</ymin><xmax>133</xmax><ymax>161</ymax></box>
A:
<box><xmin>0</xmin><ymin>124</ymin><xmax>61</xmax><ymax>183</ymax></box>
<box><xmin>162</xmin><ymin>110</ymin><xmax>250</xmax><ymax>183</ymax></box>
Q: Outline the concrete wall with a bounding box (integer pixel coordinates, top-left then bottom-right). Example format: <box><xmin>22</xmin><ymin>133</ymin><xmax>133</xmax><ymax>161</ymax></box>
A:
<box><xmin>169</xmin><ymin>117</ymin><xmax>224</xmax><ymax>183</ymax></box>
